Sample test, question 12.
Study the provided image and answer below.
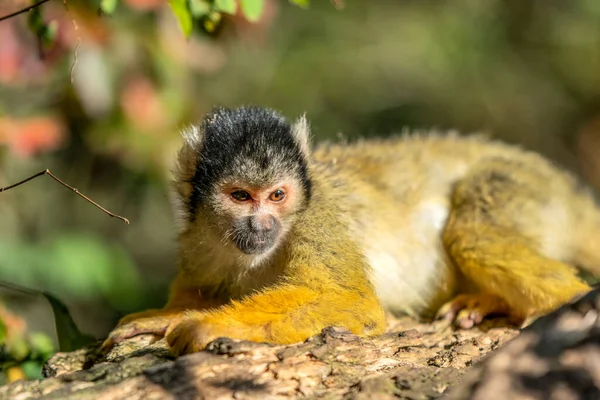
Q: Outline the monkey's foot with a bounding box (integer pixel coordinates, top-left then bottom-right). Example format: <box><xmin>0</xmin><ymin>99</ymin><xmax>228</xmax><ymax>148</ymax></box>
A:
<box><xmin>101</xmin><ymin>310</ymin><xmax>184</xmax><ymax>354</ymax></box>
<box><xmin>436</xmin><ymin>294</ymin><xmax>517</xmax><ymax>329</ymax></box>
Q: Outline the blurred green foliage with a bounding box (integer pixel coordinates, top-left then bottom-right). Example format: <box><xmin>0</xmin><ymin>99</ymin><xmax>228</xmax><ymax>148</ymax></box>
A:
<box><xmin>0</xmin><ymin>280</ymin><xmax>94</xmax><ymax>382</ymax></box>
<box><xmin>0</xmin><ymin>301</ymin><xmax>55</xmax><ymax>383</ymax></box>
<box><xmin>169</xmin><ymin>0</ymin><xmax>269</xmax><ymax>35</ymax></box>
<box><xmin>0</xmin><ymin>235</ymin><xmax>141</xmax><ymax>308</ymax></box>
<box><xmin>27</xmin><ymin>6</ymin><xmax>58</xmax><ymax>52</ymax></box>
<box><xmin>1</xmin><ymin>0</ymin><xmax>600</xmax><ymax>383</ymax></box>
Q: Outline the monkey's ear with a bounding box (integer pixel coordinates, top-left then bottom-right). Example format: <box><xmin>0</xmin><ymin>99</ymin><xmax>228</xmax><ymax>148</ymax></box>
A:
<box><xmin>291</xmin><ymin>114</ymin><xmax>311</xmax><ymax>156</ymax></box>
<box><xmin>173</xmin><ymin>124</ymin><xmax>204</xmax><ymax>202</ymax></box>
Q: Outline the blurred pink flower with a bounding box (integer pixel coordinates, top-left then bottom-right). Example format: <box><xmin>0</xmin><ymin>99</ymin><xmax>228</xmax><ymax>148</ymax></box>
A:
<box><xmin>0</xmin><ymin>116</ymin><xmax>66</xmax><ymax>158</ymax></box>
<box><xmin>124</xmin><ymin>0</ymin><xmax>165</xmax><ymax>12</ymax></box>
<box><xmin>0</xmin><ymin>24</ymin><xmax>24</xmax><ymax>83</ymax></box>
<box><xmin>120</xmin><ymin>77</ymin><xmax>167</xmax><ymax>132</ymax></box>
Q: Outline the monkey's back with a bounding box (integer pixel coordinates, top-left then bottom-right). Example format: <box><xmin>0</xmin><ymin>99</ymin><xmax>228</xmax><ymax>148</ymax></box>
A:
<box><xmin>311</xmin><ymin>133</ymin><xmax>598</xmax><ymax>317</ymax></box>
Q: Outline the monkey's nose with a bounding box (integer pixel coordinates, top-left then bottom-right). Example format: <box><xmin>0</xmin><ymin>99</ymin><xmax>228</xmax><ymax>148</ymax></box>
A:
<box><xmin>249</xmin><ymin>214</ymin><xmax>275</xmax><ymax>232</ymax></box>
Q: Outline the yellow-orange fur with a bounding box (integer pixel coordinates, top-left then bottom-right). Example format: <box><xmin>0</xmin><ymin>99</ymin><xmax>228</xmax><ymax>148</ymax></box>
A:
<box><xmin>105</xmin><ymin>131</ymin><xmax>599</xmax><ymax>355</ymax></box>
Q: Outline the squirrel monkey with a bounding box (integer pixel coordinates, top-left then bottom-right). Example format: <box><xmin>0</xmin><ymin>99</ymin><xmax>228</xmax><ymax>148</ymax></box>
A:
<box><xmin>104</xmin><ymin>106</ymin><xmax>598</xmax><ymax>356</ymax></box>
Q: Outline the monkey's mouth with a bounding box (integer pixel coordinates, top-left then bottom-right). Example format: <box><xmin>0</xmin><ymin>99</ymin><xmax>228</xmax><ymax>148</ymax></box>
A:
<box><xmin>231</xmin><ymin>217</ymin><xmax>282</xmax><ymax>256</ymax></box>
<box><xmin>234</xmin><ymin>236</ymin><xmax>276</xmax><ymax>255</ymax></box>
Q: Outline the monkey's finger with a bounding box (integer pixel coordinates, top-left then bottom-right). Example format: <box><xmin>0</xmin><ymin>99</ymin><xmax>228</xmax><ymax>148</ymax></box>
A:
<box><xmin>101</xmin><ymin>323</ymin><xmax>167</xmax><ymax>354</ymax></box>
<box><xmin>166</xmin><ymin>317</ymin><xmax>218</xmax><ymax>356</ymax></box>
<box><xmin>100</xmin><ymin>338</ymin><xmax>116</xmax><ymax>354</ymax></box>
<box><xmin>435</xmin><ymin>295</ymin><xmax>470</xmax><ymax>321</ymax></box>
<box><xmin>435</xmin><ymin>305</ymin><xmax>459</xmax><ymax>322</ymax></box>
<box><xmin>455</xmin><ymin>309</ymin><xmax>484</xmax><ymax>329</ymax></box>
<box><xmin>166</xmin><ymin>327</ymin><xmax>188</xmax><ymax>356</ymax></box>
<box><xmin>99</xmin><ymin>332</ymin><xmax>129</xmax><ymax>354</ymax></box>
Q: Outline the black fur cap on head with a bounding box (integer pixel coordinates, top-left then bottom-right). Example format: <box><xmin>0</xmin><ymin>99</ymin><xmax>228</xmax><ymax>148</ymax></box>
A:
<box><xmin>175</xmin><ymin>106</ymin><xmax>313</xmax><ymax>222</ymax></box>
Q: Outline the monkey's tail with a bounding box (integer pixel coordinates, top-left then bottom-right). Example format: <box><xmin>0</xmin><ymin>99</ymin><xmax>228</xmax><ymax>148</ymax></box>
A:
<box><xmin>572</xmin><ymin>191</ymin><xmax>600</xmax><ymax>278</ymax></box>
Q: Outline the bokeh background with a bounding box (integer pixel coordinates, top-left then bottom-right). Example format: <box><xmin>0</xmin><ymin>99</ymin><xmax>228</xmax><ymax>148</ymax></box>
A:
<box><xmin>1</xmin><ymin>0</ymin><xmax>600</xmax><ymax>381</ymax></box>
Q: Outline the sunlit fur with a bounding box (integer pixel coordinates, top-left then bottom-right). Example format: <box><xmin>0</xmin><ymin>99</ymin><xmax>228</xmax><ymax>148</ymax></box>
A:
<box><xmin>105</xmin><ymin>106</ymin><xmax>600</xmax><ymax>356</ymax></box>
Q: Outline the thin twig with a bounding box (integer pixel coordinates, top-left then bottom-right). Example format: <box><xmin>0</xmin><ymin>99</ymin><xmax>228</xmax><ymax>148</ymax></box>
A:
<box><xmin>1</xmin><ymin>169</ymin><xmax>130</xmax><ymax>224</ymax></box>
<box><xmin>62</xmin><ymin>0</ymin><xmax>79</xmax><ymax>83</ymax></box>
<box><xmin>0</xmin><ymin>280</ymin><xmax>39</xmax><ymax>296</ymax></box>
<box><xmin>0</xmin><ymin>0</ymin><xmax>52</xmax><ymax>23</ymax></box>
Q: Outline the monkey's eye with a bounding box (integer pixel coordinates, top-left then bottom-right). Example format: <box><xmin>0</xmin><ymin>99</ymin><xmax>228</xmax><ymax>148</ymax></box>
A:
<box><xmin>269</xmin><ymin>189</ymin><xmax>286</xmax><ymax>202</ymax></box>
<box><xmin>231</xmin><ymin>190</ymin><xmax>252</xmax><ymax>202</ymax></box>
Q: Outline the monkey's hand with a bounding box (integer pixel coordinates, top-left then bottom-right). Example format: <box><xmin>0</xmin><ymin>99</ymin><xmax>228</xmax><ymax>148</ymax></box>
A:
<box><xmin>166</xmin><ymin>284</ymin><xmax>386</xmax><ymax>356</ymax></box>
<box><xmin>166</xmin><ymin>311</ymin><xmax>229</xmax><ymax>355</ymax></box>
<box><xmin>101</xmin><ymin>308</ymin><xmax>186</xmax><ymax>353</ymax></box>
<box><xmin>101</xmin><ymin>273</ymin><xmax>224</xmax><ymax>354</ymax></box>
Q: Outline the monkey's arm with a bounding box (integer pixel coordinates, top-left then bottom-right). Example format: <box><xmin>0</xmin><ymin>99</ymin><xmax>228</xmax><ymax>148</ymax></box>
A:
<box><xmin>167</xmin><ymin>281</ymin><xmax>386</xmax><ymax>356</ymax></box>
<box><xmin>102</xmin><ymin>273</ymin><xmax>224</xmax><ymax>350</ymax></box>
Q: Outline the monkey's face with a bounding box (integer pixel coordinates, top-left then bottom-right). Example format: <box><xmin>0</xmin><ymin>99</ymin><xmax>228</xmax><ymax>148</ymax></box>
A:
<box><xmin>208</xmin><ymin>180</ymin><xmax>304</xmax><ymax>256</ymax></box>
<box><xmin>175</xmin><ymin>106</ymin><xmax>313</xmax><ymax>262</ymax></box>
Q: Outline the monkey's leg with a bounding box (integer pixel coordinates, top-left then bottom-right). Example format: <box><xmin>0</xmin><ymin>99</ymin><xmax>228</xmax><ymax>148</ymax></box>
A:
<box><xmin>166</xmin><ymin>284</ymin><xmax>386</xmax><ymax>355</ymax></box>
<box><xmin>439</xmin><ymin>160</ymin><xmax>591</xmax><ymax>328</ymax></box>
<box><xmin>102</xmin><ymin>274</ymin><xmax>223</xmax><ymax>351</ymax></box>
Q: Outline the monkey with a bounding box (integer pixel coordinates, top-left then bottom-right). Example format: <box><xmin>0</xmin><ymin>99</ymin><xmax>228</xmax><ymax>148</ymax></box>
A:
<box><xmin>103</xmin><ymin>106</ymin><xmax>599</xmax><ymax>356</ymax></box>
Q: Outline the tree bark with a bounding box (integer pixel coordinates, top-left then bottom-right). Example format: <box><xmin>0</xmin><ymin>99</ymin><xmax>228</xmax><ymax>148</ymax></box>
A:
<box><xmin>2</xmin><ymin>288</ymin><xmax>599</xmax><ymax>399</ymax></box>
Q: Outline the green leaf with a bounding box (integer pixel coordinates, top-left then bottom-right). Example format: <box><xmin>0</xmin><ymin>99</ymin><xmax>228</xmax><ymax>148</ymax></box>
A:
<box><xmin>203</xmin><ymin>11</ymin><xmax>223</xmax><ymax>33</ymax></box>
<box><xmin>240</xmin><ymin>0</ymin><xmax>265</xmax><ymax>22</ymax></box>
<box><xmin>215</xmin><ymin>0</ymin><xmax>237</xmax><ymax>15</ymax></box>
<box><xmin>169</xmin><ymin>0</ymin><xmax>193</xmax><ymax>37</ymax></box>
<box><xmin>7</xmin><ymin>337</ymin><xmax>29</xmax><ymax>362</ymax></box>
<box><xmin>28</xmin><ymin>333</ymin><xmax>55</xmax><ymax>361</ymax></box>
<box><xmin>43</xmin><ymin>20</ymin><xmax>58</xmax><ymax>49</ymax></box>
<box><xmin>20</xmin><ymin>361</ymin><xmax>44</xmax><ymax>380</ymax></box>
<box><xmin>100</xmin><ymin>0</ymin><xmax>119</xmax><ymax>14</ymax></box>
<box><xmin>289</xmin><ymin>0</ymin><xmax>309</xmax><ymax>8</ymax></box>
<box><xmin>27</xmin><ymin>6</ymin><xmax>44</xmax><ymax>32</ymax></box>
<box><xmin>27</xmin><ymin>6</ymin><xmax>56</xmax><ymax>50</ymax></box>
<box><xmin>189</xmin><ymin>0</ymin><xmax>211</xmax><ymax>17</ymax></box>
<box><xmin>42</xmin><ymin>292</ymin><xmax>96</xmax><ymax>352</ymax></box>
<box><xmin>0</xmin><ymin>319</ymin><xmax>6</xmax><ymax>344</ymax></box>
<box><xmin>26</xmin><ymin>6</ymin><xmax>58</xmax><ymax>50</ymax></box>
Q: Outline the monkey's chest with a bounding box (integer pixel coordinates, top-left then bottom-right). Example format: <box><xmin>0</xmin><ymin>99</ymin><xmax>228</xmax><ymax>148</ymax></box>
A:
<box><xmin>359</xmin><ymin>199</ymin><xmax>457</xmax><ymax>317</ymax></box>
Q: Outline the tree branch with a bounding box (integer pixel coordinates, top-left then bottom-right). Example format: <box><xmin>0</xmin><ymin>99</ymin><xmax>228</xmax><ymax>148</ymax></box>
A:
<box><xmin>0</xmin><ymin>0</ymin><xmax>52</xmax><ymax>23</ymax></box>
<box><xmin>1</xmin><ymin>169</ymin><xmax>130</xmax><ymax>224</ymax></box>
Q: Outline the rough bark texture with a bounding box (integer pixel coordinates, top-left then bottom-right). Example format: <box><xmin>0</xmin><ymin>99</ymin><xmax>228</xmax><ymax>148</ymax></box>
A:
<box><xmin>2</xmin><ymin>288</ymin><xmax>599</xmax><ymax>400</ymax></box>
